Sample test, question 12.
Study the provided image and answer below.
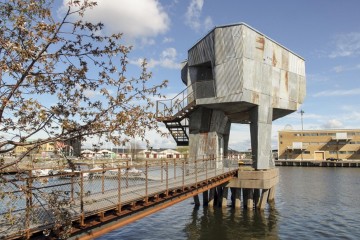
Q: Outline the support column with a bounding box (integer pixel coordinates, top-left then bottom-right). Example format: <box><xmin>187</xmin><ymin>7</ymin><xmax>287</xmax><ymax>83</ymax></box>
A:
<box><xmin>203</xmin><ymin>190</ymin><xmax>209</xmax><ymax>206</ymax></box>
<box><xmin>216</xmin><ymin>186</ymin><xmax>223</xmax><ymax>207</ymax></box>
<box><xmin>221</xmin><ymin>187</ymin><xmax>228</xmax><ymax>208</ymax></box>
<box><xmin>193</xmin><ymin>195</ymin><xmax>200</xmax><ymax>206</ymax></box>
<box><xmin>245</xmin><ymin>189</ymin><xmax>254</xmax><ymax>210</ymax></box>
<box><xmin>250</xmin><ymin>98</ymin><xmax>273</xmax><ymax>170</ymax></box>
<box><xmin>254</xmin><ymin>189</ymin><xmax>261</xmax><ymax>208</ymax></box>
<box><xmin>234</xmin><ymin>188</ymin><xmax>241</xmax><ymax>209</ymax></box>
<box><xmin>258</xmin><ymin>189</ymin><xmax>269</xmax><ymax>209</ymax></box>
<box><xmin>208</xmin><ymin>188</ymin><xmax>215</xmax><ymax>207</ymax></box>
<box><xmin>268</xmin><ymin>186</ymin><xmax>276</xmax><ymax>202</ymax></box>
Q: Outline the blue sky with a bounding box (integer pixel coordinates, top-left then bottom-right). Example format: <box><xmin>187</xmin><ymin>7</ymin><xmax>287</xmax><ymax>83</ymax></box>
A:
<box><xmin>60</xmin><ymin>0</ymin><xmax>360</xmax><ymax>150</ymax></box>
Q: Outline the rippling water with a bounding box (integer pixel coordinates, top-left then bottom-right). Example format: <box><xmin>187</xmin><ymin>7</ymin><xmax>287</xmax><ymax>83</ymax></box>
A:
<box><xmin>97</xmin><ymin>167</ymin><xmax>360</xmax><ymax>240</ymax></box>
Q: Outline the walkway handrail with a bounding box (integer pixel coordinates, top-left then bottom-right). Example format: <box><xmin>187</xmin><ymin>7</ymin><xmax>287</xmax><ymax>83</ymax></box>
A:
<box><xmin>0</xmin><ymin>156</ymin><xmax>238</xmax><ymax>239</ymax></box>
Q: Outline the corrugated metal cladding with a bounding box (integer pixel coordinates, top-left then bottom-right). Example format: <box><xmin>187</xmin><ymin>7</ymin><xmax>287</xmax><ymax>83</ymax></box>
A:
<box><xmin>188</xmin><ymin>32</ymin><xmax>215</xmax><ymax>66</ymax></box>
<box><xmin>185</xmin><ymin>23</ymin><xmax>305</xmax><ymax>118</ymax></box>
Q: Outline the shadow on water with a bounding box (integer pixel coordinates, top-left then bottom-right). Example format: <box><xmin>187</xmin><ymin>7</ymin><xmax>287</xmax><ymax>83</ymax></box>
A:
<box><xmin>184</xmin><ymin>205</ymin><xmax>279</xmax><ymax>240</ymax></box>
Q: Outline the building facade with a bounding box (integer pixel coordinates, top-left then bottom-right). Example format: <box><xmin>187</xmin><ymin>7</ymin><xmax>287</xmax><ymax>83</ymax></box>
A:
<box><xmin>278</xmin><ymin>129</ymin><xmax>360</xmax><ymax>160</ymax></box>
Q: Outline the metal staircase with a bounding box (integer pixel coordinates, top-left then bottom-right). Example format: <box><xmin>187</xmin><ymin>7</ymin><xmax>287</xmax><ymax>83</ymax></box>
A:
<box><xmin>156</xmin><ymin>86</ymin><xmax>197</xmax><ymax>146</ymax></box>
<box><xmin>156</xmin><ymin>80</ymin><xmax>215</xmax><ymax>146</ymax></box>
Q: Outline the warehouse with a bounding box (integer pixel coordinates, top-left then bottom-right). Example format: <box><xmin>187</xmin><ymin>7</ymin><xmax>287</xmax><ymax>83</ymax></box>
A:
<box><xmin>278</xmin><ymin>129</ymin><xmax>360</xmax><ymax>160</ymax></box>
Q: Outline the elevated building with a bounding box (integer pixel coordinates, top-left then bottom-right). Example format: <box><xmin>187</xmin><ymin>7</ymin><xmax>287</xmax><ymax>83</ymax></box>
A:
<box><xmin>157</xmin><ymin>23</ymin><xmax>306</xmax><ymax>170</ymax></box>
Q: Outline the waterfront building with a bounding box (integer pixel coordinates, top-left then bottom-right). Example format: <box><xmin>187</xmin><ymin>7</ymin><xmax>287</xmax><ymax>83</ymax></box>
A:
<box><xmin>278</xmin><ymin>129</ymin><xmax>360</xmax><ymax>160</ymax></box>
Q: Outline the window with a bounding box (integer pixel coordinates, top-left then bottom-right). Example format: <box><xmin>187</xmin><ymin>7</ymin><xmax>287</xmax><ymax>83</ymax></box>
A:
<box><xmin>304</xmin><ymin>151</ymin><xmax>310</xmax><ymax>154</ymax></box>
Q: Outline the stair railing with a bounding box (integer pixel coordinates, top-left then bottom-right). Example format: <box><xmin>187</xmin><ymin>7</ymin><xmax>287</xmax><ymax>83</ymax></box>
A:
<box><xmin>156</xmin><ymin>79</ymin><xmax>215</xmax><ymax>119</ymax></box>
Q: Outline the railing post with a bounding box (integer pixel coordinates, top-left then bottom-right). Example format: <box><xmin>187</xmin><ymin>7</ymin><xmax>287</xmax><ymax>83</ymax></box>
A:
<box><xmin>182</xmin><ymin>160</ymin><xmax>185</xmax><ymax>191</ymax></box>
<box><xmin>145</xmin><ymin>161</ymin><xmax>148</xmax><ymax>204</ymax></box>
<box><xmin>205</xmin><ymin>157</ymin><xmax>208</xmax><ymax>184</ymax></box>
<box><xmin>166</xmin><ymin>161</ymin><xmax>169</xmax><ymax>196</ymax></box>
<box><xmin>222</xmin><ymin>155</ymin><xmax>225</xmax><ymax>174</ymax></box>
<box><xmin>25</xmin><ymin>171</ymin><xmax>33</xmax><ymax>238</ymax></box>
<box><xmin>214</xmin><ymin>155</ymin><xmax>217</xmax><ymax>177</ymax></box>
<box><xmin>80</xmin><ymin>172</ymin><xmax>85</xmax><ymax>227</ymax></box>
<box><xmin>117</xmin><ymin>166</ymin><xmax>121</xmax><ymax>214</ymax></box>
<box><xmin>102</xmin><ymin>164</ymin><xmax>105</xmax><ymax>194</ymax></box>
<box><xmin>195</xmin><ymin>159</ymin><xmax>197</xmax><ymax>187</ymax></box>
<box><xmin>174</xmin><ymin>158</ymin><xmax>176</xmax><ymax>180</ymax></box>
<box><xmin>161</xmin><ymin>159</ymin><xmax>163</xmax><ymax>183</ymax></box>
<box><xmin>126</xmin><ymin>160</ymin><xmax>129</xmax><ymax>188</ymax></box>
<box><xmin>71</xmin><ymin>172</ymin><xmax>74</xmax><ymax>202</ymax></box>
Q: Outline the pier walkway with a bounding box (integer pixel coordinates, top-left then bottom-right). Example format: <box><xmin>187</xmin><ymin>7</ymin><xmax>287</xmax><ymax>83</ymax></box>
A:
<box><xmin>0</xmin><ymin>157</ymin><xmax>238</xmax><ymax>239</ymax></box>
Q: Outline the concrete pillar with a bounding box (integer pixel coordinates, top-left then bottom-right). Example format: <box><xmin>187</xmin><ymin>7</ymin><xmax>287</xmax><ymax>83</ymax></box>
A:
<box><xmin>244</xmin><ymin>189</ymin><xmax>254</xmax><ymax>210</ymax></box>
<box><xmin>234</xmin><ymin>188</ymin><xmax>241</xmax><ymax>209</ymax></box>
<box><xmin>268</xmin><ymin>186</ymin><xmax>276</xmax><ymax>202</ymax></box>
<box><xmin>208</xmin><ymin>188</ymin><xmax>215</xmax><ymax>207</ymax></box>
<box><xmin>216</xmin><ymin>186</ymin><xmax>223</xmax><ymax>207</ymax></box>
<box><xmin>258</xmin><ymin>189</ymin><xmax>269</xmax><ymax>209</ymax></box>
<box><xmin>250</xmin><ymin>97</ymin><xmax>274</xmax><ymax>170</ymax></box>
<box><xmin>193</xmin><ymin>195</ymin><xmax>200</xmax><ymax>206</ymax></box>
<box><xmin>222</xmin><ymin>187</ymin><xmax>228</xmax><ymax>208</ymax></box>
<box><xmin>189</xmin><ymin>108</ymin><xmax>231</xmax><ymax>162</ymax></box>
<box><xmin>254</xmin><ymin>189</ymin><xmax>261</xmax><ymax>208</ymax></box>
<box><xmin>203</xmin><ymin>190</ymin><xmax>209</xmax><ymax>206</ymax></box>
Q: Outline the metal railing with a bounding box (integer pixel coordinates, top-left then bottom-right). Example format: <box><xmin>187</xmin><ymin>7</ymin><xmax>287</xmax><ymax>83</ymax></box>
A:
<box><xmin>0</xmin><ymin>156</ymin><xmax>238</xmax><ymax>239</ymax></box>
<box><xmin>156</xmin><ymin>80</ymin><xmax>215</xmax><ymax>119</ymax></box>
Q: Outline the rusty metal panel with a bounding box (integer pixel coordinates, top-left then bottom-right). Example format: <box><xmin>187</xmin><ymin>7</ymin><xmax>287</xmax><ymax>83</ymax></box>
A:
<box><xmin>232</xmin><ymin>25</ymin><xmax>244</xmax><ymax>59</ymax></box>
<box><xmin>222</xmin><ymin>26</ymin><xmax>236</xmax><ymax>61</ymax></box>
<box><xmin>272</xmin><ymin>43</ymin><xmax>283</xmax><ymax>69</ymax></box>
<box><xmin>261</xmin><ymin>64</ymin><xmax>272</xmax><ymax>96</ymax></box>
<box><xmin>188</xmin><ymin>32</ymin><xmax>215</xmax><ymax>66</ymax></box>
<box><xmin>223</xmin><ymin>59</ymin><xmax>242</xmax><ymax>95</ymax></box>
<box><xmin>214</xmin><ymin>28</ymin><xmax>225</xmax><ymax>66</ymax></box>
<box><xmin>288</xmin><ymin>72</ymin><xmax>298</xmax><ymax>102</ymax></box>
<box><xmin>214</xmin><ymin>63</ymin><xmax>226</xmax><ymax>96</ymax></box>
<box><xmin>271</xmin><ymin>68</ymin><xmax>281</xmax><ymax>108</ymax></box>
<box><xmin>263</xmin><ymin>38</ymin><xmax>273</xmax><ymax>66</ymax></box>
<box><xmin>281</xmin><ymin>48</ymin><xmax>289</xmax><ymax>71</ymax></box>
<box><xmin>298</xmin><ymin>75</ymin><xmax>306</xmax><ymax>103</ymax></box>
<box><xmin>279</xmin><ymin>69</ymin><xmax>289</xmax><ymax>102</ymax></box>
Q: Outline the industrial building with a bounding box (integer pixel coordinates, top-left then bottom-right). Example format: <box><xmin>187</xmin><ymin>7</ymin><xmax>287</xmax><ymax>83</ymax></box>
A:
<box><xmin>278</xmin><ymin>129</ymin><xmax>360</xmax><ymax>160</ymax></box>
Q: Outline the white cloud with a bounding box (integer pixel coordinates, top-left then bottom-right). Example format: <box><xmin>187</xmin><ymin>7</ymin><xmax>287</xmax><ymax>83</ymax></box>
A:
<box><xmin>185</xmin><ymin>0</ymin><xmax>213</xmax><ymax>32</ymax></box>
<box><xmin>332</xmin><ymin>64</ymin><xmax>360</xmax><ymax>73</ymax></box>
<box><xmin>131</xmin><ymin>48</ymin><xmax>181</xmax><ymax>69</ymax></box>
<box><xmin>322</xmin><ymin>119</ymin><xmax>343</xmax><ymax>129</ymax></box>
<box><xmin>313</xmin><ymin>88</ymin><xmax>360</xmax><ymax>97</ymax></box>
<box><xmin>163</xmin><ymin>37</ymin><xmax>174</xmax><ymax>43</ymax></box>
<box><xmin>63</xmin><ymin>0</ymin><xmax>170</xmax><ymax>39</ymax></box>
<box><xmin>329</xmin><ymin>32</ymin><xmax>360</xmax><ymax>58</ymax></box>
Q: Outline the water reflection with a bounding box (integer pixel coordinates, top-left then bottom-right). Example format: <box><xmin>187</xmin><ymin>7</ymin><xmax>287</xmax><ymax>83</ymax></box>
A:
<box><xmin>185</xmin><ymin>206</ymin><xmax>279</xmax><ymax>240</ymax></box>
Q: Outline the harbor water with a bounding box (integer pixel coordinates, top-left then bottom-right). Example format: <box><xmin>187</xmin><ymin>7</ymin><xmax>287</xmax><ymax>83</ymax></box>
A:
<box><xmin>97</xmin><ymin>167</ymin><xmax>360</xmax><ymax>240</ymax></box>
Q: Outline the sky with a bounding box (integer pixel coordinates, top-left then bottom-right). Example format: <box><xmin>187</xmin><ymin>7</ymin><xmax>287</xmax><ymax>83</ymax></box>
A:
<box><xmin>59</xmin><ymin>0</ymin><xmax>360</xmax><ymax>151</ymax></box>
